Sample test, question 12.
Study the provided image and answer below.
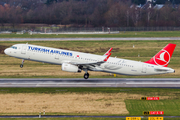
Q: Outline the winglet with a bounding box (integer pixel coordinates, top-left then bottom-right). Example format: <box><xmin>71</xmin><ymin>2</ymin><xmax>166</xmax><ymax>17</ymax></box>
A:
<box><xmin>104</xmin><ymin>48</ymin><xmax>113</xmax><ymax>56</ymax></box>
<box><xmin>104</xmin><ymin>53</ymin><xmax>111</xmax><ymax>61</ymax></box>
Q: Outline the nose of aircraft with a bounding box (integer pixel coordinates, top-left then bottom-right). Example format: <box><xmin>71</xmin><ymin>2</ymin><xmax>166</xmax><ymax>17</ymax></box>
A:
<box><xmin>4</xmin><ymin>48</ymin><xmax>8</xmax><ymax>55</ymax></box>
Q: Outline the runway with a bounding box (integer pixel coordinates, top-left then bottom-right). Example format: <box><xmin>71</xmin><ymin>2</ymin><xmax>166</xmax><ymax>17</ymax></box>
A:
<box><xmin>0</xmin><ymin>78</ymin><xmax>180</xmax><ymax>87</ymax></box>
<box><xmin>1</xmin><ymin>37</ymin><xmax>180</xmax><ymax>41</ymax></box>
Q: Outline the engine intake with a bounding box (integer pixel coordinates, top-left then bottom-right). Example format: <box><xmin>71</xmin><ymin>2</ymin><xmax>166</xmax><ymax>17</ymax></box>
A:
<box><xmin>61</xmin><ymin>63</ymin><xmax>81</xmax><ymax>73</ymax></box>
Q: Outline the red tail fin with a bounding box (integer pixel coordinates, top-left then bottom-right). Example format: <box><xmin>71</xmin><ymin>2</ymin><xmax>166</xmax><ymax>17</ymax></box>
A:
<box><xmin>144</xmin><ymin>43</ymin><xmax>176</xmax><ymax>67</ymax></box>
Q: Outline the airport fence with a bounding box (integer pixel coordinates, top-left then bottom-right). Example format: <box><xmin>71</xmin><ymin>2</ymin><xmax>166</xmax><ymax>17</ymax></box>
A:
<box><xmin>1</xmin><ymin>27</ymin><xmax>180</xmax><ymax>33</ymax></box>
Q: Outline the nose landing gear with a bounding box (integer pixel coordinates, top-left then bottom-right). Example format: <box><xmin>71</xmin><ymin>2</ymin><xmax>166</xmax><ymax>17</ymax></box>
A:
<box><xmin>20</xmin><ymin>59</ymin><xmax>24</xmax><ymax>68</ymax></box>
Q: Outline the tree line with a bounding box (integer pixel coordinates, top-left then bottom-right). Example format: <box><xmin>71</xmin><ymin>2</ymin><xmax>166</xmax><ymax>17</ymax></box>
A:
<box><xmin>0</xmin><ymin>0</ymin><xmax>180</xmax><ymax>27</ymax></box>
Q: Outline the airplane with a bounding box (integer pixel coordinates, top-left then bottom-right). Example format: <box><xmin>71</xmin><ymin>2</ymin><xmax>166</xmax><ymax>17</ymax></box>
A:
<box><xmin>4</xmin><ymin>43</ymin><xmax>176</xmax><ymax>79</ymax></box>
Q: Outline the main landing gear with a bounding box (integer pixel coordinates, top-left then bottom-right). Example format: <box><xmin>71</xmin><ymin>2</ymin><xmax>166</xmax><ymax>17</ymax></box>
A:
<box><xmin>20</xmin><ymin>59</ymin><xmax>24</xmax><ymax>68</ymax></box>
<box><xmin>83</xmin><ymin>69</ymin><xmax>89</xmax><ymax>79</ymax></box>
<box><xmin>84</xmin><ymin>72</ymin><xmax>89</xmax><ymax>79</ymax></box>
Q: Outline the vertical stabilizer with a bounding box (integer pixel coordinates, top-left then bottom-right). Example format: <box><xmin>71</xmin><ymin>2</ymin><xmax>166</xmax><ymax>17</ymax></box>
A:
<box><xmin>144</xmin><ymin>43</ymin><xmax>176</xmax><ymax>67</ymax></box>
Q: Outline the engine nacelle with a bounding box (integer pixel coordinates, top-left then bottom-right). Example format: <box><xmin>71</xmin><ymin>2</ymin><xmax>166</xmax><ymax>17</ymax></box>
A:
<box><xmin>61</xmin><ymin>63</ymin><xmax>81</xmax><ymax>73</ymax></box>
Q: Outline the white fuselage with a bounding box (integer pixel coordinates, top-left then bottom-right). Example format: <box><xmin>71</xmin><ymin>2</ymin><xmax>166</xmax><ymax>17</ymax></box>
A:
<box><xmin>4</xmin><ymin>44</ymin><xmax>175</xmax><ymax>75</ymax></box>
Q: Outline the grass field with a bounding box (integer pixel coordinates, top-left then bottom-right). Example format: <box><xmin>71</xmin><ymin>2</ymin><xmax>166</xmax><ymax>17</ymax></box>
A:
<box><xmin>0</xmin><ymin>40</ymin><xmax>180</xmax><ymax>78</ymax></box>
<box><xmin>1</xmin><ymin>31</ymin><xmax>180</xmax><ymax>38</ymax></box>
<box><xmin>0</xmin><ymin>87</ymin><xmax>179</xmax><ymax>116</ymax></box>
<box><xmin>126</xmin><ymin>99</ymin><xmax>180</xmax><ymax>116</ymax></box>
<box><xmin>0</xmin><ymin>93</ymin><xmax>129</xmax><ymax>115</ymax></box>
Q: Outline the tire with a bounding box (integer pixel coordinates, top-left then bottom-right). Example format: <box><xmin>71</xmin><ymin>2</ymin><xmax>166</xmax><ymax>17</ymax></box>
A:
<box><xmin>20</xmin><ymin>64</ymin><xmax>23</xmax><ymax>68</ymax></box>
<box><xmin>84</xmin><ymin>73</ymin><xmax>89</xmax><ymax>79</ymax></box>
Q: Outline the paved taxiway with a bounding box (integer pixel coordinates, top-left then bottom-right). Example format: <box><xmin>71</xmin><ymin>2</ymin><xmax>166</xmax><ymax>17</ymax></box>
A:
<box><xmin>1</xmin><ymin>37</ymin><xmax>180</xmax><ymax>41</ymax></box>
<box><xmin>0</xmin><ymin>115</ymin><xmax>180</xmax><ymax>118</ymax></box>
<box><xmin>0</xmin><ymin>78</ymin><xmax>180</xmax><ymax>87</ymax></box>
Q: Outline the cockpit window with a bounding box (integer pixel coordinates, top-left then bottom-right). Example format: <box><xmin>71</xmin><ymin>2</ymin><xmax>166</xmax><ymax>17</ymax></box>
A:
<box><xmin>11</xmin><ymin>46</ymin><xmax>17</xmax><ymax>49</ymax></box>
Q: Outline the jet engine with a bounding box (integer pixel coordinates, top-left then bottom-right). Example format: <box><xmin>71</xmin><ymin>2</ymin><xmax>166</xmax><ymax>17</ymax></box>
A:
<box><xmin>61</xmin><ymin>63</ymin><xmax>81</xmax><ymax>73</ymax></box>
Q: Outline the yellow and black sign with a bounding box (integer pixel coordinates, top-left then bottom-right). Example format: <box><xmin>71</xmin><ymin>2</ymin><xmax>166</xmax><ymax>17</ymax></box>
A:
<box><xmin>148</xmin><ymin>117</ymin><xmax>163</xmax><ymax>120</ymax></box>
<box><xmin>141</xmin><ymin>97</ymin><xmax>147</xmax><ymax>100</ymax></box>
<box><xmin>126</xmin><ymin>117</ymin><xmax>141</xmax><ymax>120</ymax></box>
<box><xmin>143</xmin><ymin>111</ymin><xmax>150</xmax><ymax>115</ymax></box>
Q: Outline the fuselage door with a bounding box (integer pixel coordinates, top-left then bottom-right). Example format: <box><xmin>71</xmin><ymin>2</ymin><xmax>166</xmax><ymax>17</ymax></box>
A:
<box><xmin>55</xmin><ymin>53</ymin><xmax>59</xmax><ymax>60</ymax></box>
<box><xmin>142</xmin><ymin>64</ymin><xmax>147</xmax><ymax>73</ymax></box>
<box><xmin>21</xmin><ymin>45</ymin><xmax>27</xmax><ymax>54</ymax></box>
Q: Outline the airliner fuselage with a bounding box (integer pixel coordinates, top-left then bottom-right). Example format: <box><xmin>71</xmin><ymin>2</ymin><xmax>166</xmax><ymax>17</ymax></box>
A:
<box><xmin>4</xmin><ymin>43</ymin><xmax>175</xmax><ymax>79</ymax></box>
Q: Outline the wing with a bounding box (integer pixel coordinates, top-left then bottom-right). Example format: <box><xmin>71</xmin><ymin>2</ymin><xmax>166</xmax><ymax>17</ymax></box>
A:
<box><xmin>70</xmin><ymin>53</ymin><xmax>112</xmax><ymax>67</ymax></box>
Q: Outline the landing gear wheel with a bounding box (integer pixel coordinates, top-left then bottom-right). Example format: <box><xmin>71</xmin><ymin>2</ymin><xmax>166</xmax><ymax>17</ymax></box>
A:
<box><xmin>84</xmin><ymin>73</ymin><xmax>89</xmax><ymax>79</ymax></box>
<box><xmin>20</xmin><ymin>64</ymin><xmax>23</xmax><ymax>68</ymax></box>
<box><xmin>20</xmin><ymin>59</ymin><xmax>24</xmax><ymax>68</ymax></box>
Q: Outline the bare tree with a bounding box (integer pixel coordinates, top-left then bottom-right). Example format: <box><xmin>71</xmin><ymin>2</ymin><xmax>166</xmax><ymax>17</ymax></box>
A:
<box><xmin>159</xmin><ymin>4</ymin><xmax>172</xmax><ymax>26</ymax></box>
<box><xmin>129</xmin><ymin>5</ymin><xmax>141</xmax><ymax>26</ymax></box>
<box><xmin>105</xmin><ymin>2</ymin><xmax>128</xmax><ymax>27</ymax></box>
<box><xmin>1</xmin><ymin>0</ymin><xmax>180</xmax><ymax>27</ymax></box>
